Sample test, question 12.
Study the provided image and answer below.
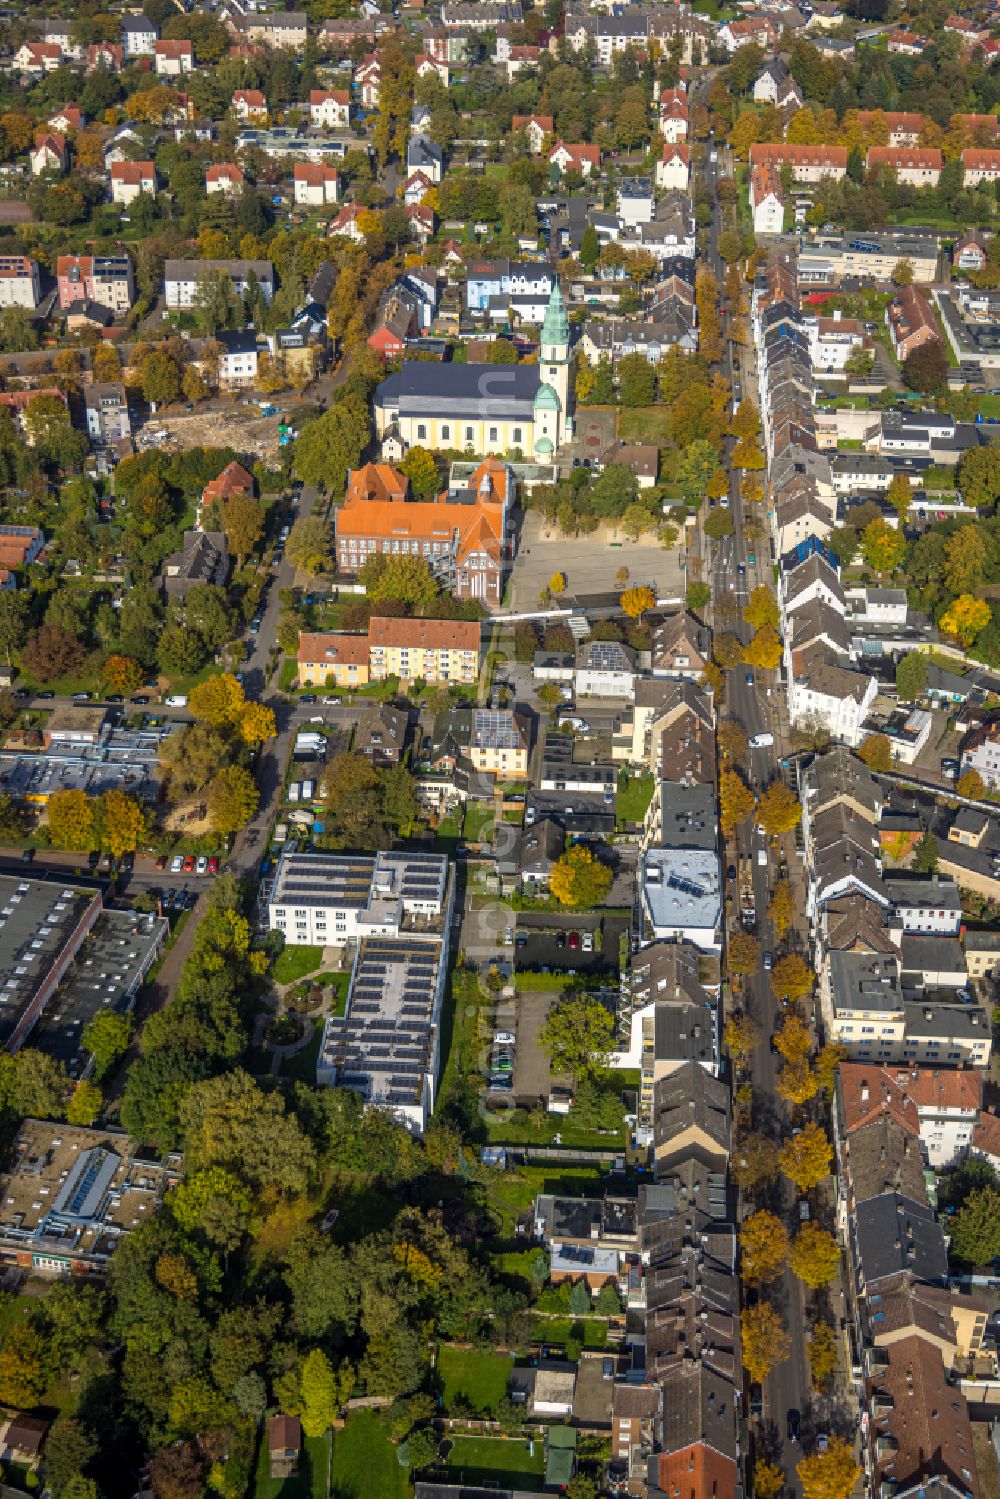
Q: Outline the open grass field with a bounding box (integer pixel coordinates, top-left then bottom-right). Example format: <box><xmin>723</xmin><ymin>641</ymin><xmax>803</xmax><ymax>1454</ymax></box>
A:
<box><xmin>616</xmin><ymin>406</ymin><xmax>673</xmax><ymax>444</ymax></box>
<box><xmin>439</xmin><ymin>1435</ymin><xmax>545</xmax><ymax>1493</ymax></box>
<box><xmin>329</xmin><ymin>1412</ymin><xmax>408</xmax><ymax>1499</ymax></box>
<box><xmin>437</xmin><ymin>1346</ymin><xmax>514</xmax><ymax>1414</ymax></box>
<box><xmin>616</xmin><ymin>770</ymin><xmax>654</xmax><ymax>825</ymax></box>
<box><xmin>274</xmin><ymin>945</ymin><xmax>324</xmax><ymax>985</ymax></box>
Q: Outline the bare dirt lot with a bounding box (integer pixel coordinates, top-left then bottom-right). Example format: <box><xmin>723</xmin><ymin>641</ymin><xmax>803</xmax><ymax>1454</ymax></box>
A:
<box><xmin>145</xmin><ymin>405</ymin><xmax>288</xmax><ymax>463</ymax></box>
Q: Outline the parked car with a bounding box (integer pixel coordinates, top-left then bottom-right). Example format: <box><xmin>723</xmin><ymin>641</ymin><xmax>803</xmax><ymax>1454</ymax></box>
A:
<box><xmin>196</xmin><ymin>855</ymin><xmax>209</xmax><ymax>875</ymax></box>
<box><xmin>72</xmin><ymin>691</ymin><xmax>91</xmax><ymax>701</ymax></box>
<box><xmin>37</xmin><ymin>690</ymin><xmax>54</xmax><ymax>700</ymax></box>
<box><xmin>170</xmin><ymin>855</ymin><xmax>184</xmax><ymax>873</ymax></box>
<box><xmin>300</xmin><ymin>694</ymin><xmax>317</xmax><ymax>704</ymax></box>
<box><xmin>581</xmin><ymin>931</ymin><xmax>593</xmax><ymax>952</ymax></box>
<box><xmin>787</xmin><ymin>1410</ymin><xmax>800</xmax><ymax>1444</ymax></box>
<box><xmin>568</xmin><ymin>931</ymin><xmax>580</xmax><ymax>948</ymax></box>
<box><xmin>208</xmin><ymin>856</ymin><xmax>219</xmax><ymax>874</ymax></box>
<box><xmin>763</xmin><ymin>951</ymin><xmax>773</xmax><ymax>971</ymax></box>
<box><xmin>494</xmin><ymin>1031</ymin><xmax>515</xmax><ymax>1045</ymax></box>
<box><xmin>504</xmin><ymin>927</ymin><xmax>513</xmax><ymax>945</ymax></box>
<box><xmin>556</xmin><ymin>932</ymin><xmax>566</xmax><ymax>949</ymax></box>
<box><xmin>105</xmin><ymin>694</ymin><xmax>124</xmax><ymax>704</ymax></box>
<box><xmin>515</xmin><ymin>932</ymin><xmax>528</xmax><ymax>949</ymax></box>
<box><xmin>182</xmin><ymin>855</ymin><xmax>195</xmax><ymax>873</ymax></box>
<box><xmin>156</xmin><ymin>855</ymin><xmax>167</xmax><ymax>870</ymax></box>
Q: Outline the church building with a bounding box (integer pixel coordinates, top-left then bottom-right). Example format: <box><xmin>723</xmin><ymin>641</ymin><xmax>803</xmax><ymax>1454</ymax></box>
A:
<box><xmin>373</xmin><ymin>281</ymin><xmax>572</xmax><ymax>460</ymax></box>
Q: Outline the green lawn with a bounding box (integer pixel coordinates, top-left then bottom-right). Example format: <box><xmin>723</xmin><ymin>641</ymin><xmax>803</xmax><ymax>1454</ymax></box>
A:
<box><xmin>277</xmin><ymin>1028</ymin><xmax>323</xmax><ymax>1083</ymax></box>
<box><xmin>977</xmin><ymin>395</ymin><xmax>1000</xmax><ymax>419</ymax></box>
<box><xmin>462</xmin><ymin>803</ymin><xmax>495</xmax><ymax>844</ymax></box>
<box><xmin>329</xmin><ymin>1412</ymin><xmax>409</xmax><ymax>1499</ymax></box>
<box><xmin>440</xmin><ymin>1435</ymin><xmax>545</xmax><ymax>1493</ymax></box>
<box><xmin>528</xmin><ymin>1315</ymin><xmax>609</xmax><ymax>1349</ymax></box>
<box><xmin>437</xmin><ymin>1346</ymin><xmax>513</xmax><ymax>1414</ymax></box>
<box><xmin>617</xmin><ymin>406</ymin><xmax>672</xmax><ymax>444</ymax></box>
<box><xmin>616</xmin><ymin>770</ymin><xmax>654</xmax><ymax>826</ymax></box>
<box><xmin>254</xmin><ymin>1427</ymin><xmax>330</xmax><ymax>1499</ymax></box>
<box><xmin>274</xmin><ymin>945</ymin><xmax>324</xmax><ymax>985</ymax></box>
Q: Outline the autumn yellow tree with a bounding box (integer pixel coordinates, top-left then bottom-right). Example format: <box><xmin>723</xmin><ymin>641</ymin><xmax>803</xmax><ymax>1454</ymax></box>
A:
<box><xmin>779</xmin><ymin>1122</ymin><xmax>833</xmax><ymax>1191</ymax></box>
<box><xmin>797</xmin><ymin>1439</ymin><xmax>860</xmax><ymax>1499</ymax></box>
<box><xmin>771</xmin><ymin>953</ymin><xmax>815</xmax><ymax>1002</ymax></box>
<box><xmin>239</xmin><ymin>701</ymin><xmax>276</xmax><ymax>745</ymax></box>
<box><xmin>741</xmin><ymin>474</ymin><xmax>765</xmax><ymax>504</ymax></box>
<box><xmin>728</xmin><ymin>933</ymin><xmax>760</xmax><ymax>977</ymax></box>
<box><xmin>789</xmin><ymin>1223</ymin><xmax>841</xmax><ymax>1289</ymax></box>
<box><xmin>724</xmin><ymin>1012</ymin><xmax>760</xmax><ymax>1063</ymax></box>
<box><xmin>714</xmin><ymin>632</ymin><xmax>745</xmax><ymax>669</ymax></box>
<box><xmin>720</xmin><ymin>768</ymin><xmax>756</xmax><ymax>832</ymax></box>
<box><xmin>730</xmin><ymin>396</ymin><xmax>761</xmax><ymax>439</ymax></box>
<box><xmin>92</xmin><ymin>343</ymin><xmax>123</xmax><ymax>383</ymax></box>
<box><xmin>860</xmin><ymin>517</ymin><xmax>906</xmax><ymax>576</ymax></box>
<box><xmin>548</xmin><ymin>572</ymin><xmax>566</xmax><ymax>596</ymax></box>
<box><xmin>549</xmin><ymin>844</ymin><xmax>613</xmax><ymax>909</ymax></box>
<box><xmin>756</xmin><ymin>782</ymin><xmax>802</xmax><ymax>835</ymax></box>
<box><xmin>190</xmin><ymin>673</ymin><xmax>246</xmax><ymax>728</ymax></box>
<box><xmin>98</xmin><ymin>790</ymin><xmax>146</xmax><ymax>859</ymax></box>
<box><xmin>775</xmin><ymin>1012</ymin><xmax>812</xmax><ymax>1063</ymax></box>
<box><xmin>744</xmin><ymin>585</ymin><xmax>779</xmax><ymax>630</ymax></box>
<box><xmin>740</xmin><ymin>1210</ymin><xmax>790</xmax><ymax>1284</ymax></box>
<box><xmin>47</xmin><ymin>788</ymin><xmax>96</xmax><ymax>851</ymax></box>
<box><xmin>707</xmin><ymin>468</ymin><xmax>730</xmax><ymax>502</ymax></box>
<box><xmin>67</xmin><ymin>1079</ymin><xmax>103</xmax><ymax>1127</ymax></box>
<box><xmin>808</xmin><ymin>1322</ymin><xmax>838</xmax><ymax>1390</ymax></box>
<box><xmin>732</xmin><ymin>438</ymin><xmax>765</xmax><ymax>470</ymax></box>
<box><xmin>815</xmin><ymin>1042</ymin><xmax>846</xmax><ymax>1096</ymax></box>
<box><xmin>956</xmin><ymin>769</ymin><xmax>986</xmax><ymax>799</ymax></box>
<box><xmin>620</xmin><ymin>585</ymin><xmax>656</xmax><ymax>619</ymax></box>
<box><xmin>755</xmin><ymin>1460</ymin><xmax>785</xmax><ymax>1499</ymax></box>
<box><xmin>743</xmin><ymin>625</ymin><xmax>782</xmax><ymax>671</ymax></box>
<box><xmin>778</xmin><ymin>1059</ymin><xmax>819</xmax><ymax>1106</ymax></box>
<box><xmin>102</xmin><ymin>654</ymin><xmax>142</xmax><ymax>695</ymax></box>
<box><xmin>939</xmin><ymin>594</ymin><xmax>992</xmax><ymax>647</ymax></box>
<box><xmin>769</xmin><ymin>879</ymin><xmax>794</xmax><ymax>939</ymax></box>
<box><xmin>857</xmin><ymin>733</ymin><xmax>892</xmax><ymax>772</ymax></box>
<box><xmin>741</xmin><ymin>1302</ymin><xmax>791</xmax><ymax>1384</ymax></box>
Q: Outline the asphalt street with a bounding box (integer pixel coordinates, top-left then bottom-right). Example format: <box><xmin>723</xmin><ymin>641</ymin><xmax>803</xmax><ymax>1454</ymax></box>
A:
<box><xmin>697</xmin><ymin>105</ymin><xmax>814</xmax><ymax>1491</ymax></box>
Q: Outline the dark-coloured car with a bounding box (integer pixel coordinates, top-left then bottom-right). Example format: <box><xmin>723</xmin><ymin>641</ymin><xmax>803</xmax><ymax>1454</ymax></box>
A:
<box><xmin>787</xmin><ymin>1409</ymin><xmax>800</xmax><ymax>1444</ymax></box>
<box><xmin>37</xmin><ymin>690</ymin><xmax>54</xmax><ymax>700</ymax></box>
<box><xmin>131</xmin><ymin>695</ymin><xmax>149</xmax><ymax>705</ymax></box>
<box><xmin>727</xmin><ymin>864</ymin><xmax>737</xmax><ymax>882</ymax></box>
<box><xmin>556</xmin><ymin>932</ymin><xmax>566</xmax><ymax>949</ymax></box>
<box><xmin>300</xmin><ymin>694</ymin><xmax>317</xmax><ymax>704</ymax></box>
<box><xmin>568</xmin><ymin>931</ymin><xmax>580</xmax><ymax>949</ymax></box>
<box><xmin>105</xmin><ymin>694</ymin><xmax>124</xmax><ymax>704</ymax></box>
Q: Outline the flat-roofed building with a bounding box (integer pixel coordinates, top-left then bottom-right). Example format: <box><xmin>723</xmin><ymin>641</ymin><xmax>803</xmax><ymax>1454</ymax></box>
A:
<box><xmin>0</xmin><ymin>1120</ymin><xmax>181</xmax><ymax>1277</ymax></box>
<box><xmin>0</xmin><ymin>877</ymin><xmax>103</xmax><ymax>1053</ymax></box>
<box><xmin>268</xmin><ymin>848</ymin><xmax>450</xmax><ymax>947</ymax></box>
<box><xmin>316</xmin><ymin>931</ymin><xmax>450</xmax><ymax>1135</ymax></box>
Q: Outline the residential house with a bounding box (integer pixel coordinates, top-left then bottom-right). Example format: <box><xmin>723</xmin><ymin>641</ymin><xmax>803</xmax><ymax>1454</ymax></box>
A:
<box><xmin>650</xmin><ymin>612</ymin><xmax>710</xmax><ymax>678</ymax></box>
<box><xmin>652</xmin><ymin>1061</ymin><xmax>730</xmax><ymax>1173</ymax></box>
<box><xmin>658</xmin><ymin>88</ymin><xmax>690</xmax><ymax>142</ymax></box>
<box><xmin>748</xmin><ymin>143</ymin><xmax>848</xmax><ymax>183</ymax></box>
<box><xmin>296</xmin><ymin>632</ymin><xmax>370</xmax><ymax>689</ymax></box>
<box><xmin>576</xmin><ymin>639</ymin><xmax>637</xmax><ymax>698</ymax></box>
<box><xmin>206</xmin><ymin>163</ymin><xmax>245</xmax><ymax>197</ymax></box>
<box><xmin>215</xmin><ymin>330</ymin><xmax>260</xmax><ymax>387</ymax></box>
<box><xmin>161</xmin><ymin>531</ymin><xmax>228</xmax><ymax>600</ymax></box>
<box><xmin>84</xmin><ymin>384</ymin><xmax>130</xmax><ymax>446</ymax></box>
<box><xmin>469</xmin><ymin>708</ymin><xmax>529</xmax><ymax>777</ymax></box>
<box><xmin>656</xmin><ymin>143</ymin><xmax>691</xmax><ymax>192</ymax></box>
<box><xmin>47</xmin><ymin>105</ymin><xmax>83</xmax><ymax>134</ymax></box>
<box><xmin>86</xmin><ymin>42</ymin><xmax>123</xmax><ymax>71</ymax></box>
<box><xmin>30</xmin><ymin>132</ymin><xmax>66</xmax><ymax>176</ymax></box>
<box><xmin>406</xmin><ymin>134</ymin><xmax>443</xmax><ymax>183</ymax></box>
<box><xmin>953</xmin><ymin>231</ymin><xmax>989</xmax><ymax>272</ymax></box>
<box><xmin>867</xmin><ymin>146</ymin><xmax>942</xmax><ymax>187</ymax></box>
<box><xmin>310</xmin><ymin>89</ymin><xmax>350</xmax><ymax>128</ymax></box>
<box><xmin>266</xmin><ymin>1416</ymin><xmax>301</xmax><ymax>1481</ymax></box>
<box><xmin>232</xmin><ymin>90</ymin><xmax>268</xmax><ymax>121</ymax></box>
<box><xmin>14</xmin><ymin>43</ymin><xmax>62</xmax><ymax>74</ymax></box>
<box><xmin>199</xmin><ymin>460</ymin><xmax>254</xmax><ymax>523</ymax></box>
<box><xmin>164</xmin><ymin>259</ymin><xmax>274</xmax><ymax>310</ymax></box>
<box><xmin>512</xmin><ymin>114</ymin><xmax>553</xmax><ymax>154</ymax></box>
<box><xmin>856</xmin><ymin>111</ymin><xmax>928</xmax><ymax>146</ymax></box>
<box><xmin>548</xmin><ymin>141</ymin><xmax>600</xmax><ymax>178</ymax></box>
<box><xmin>0</xmin><ymin>257</ymin><xmax>39</xmax><ymax>311</ymax></box>
<box><xmin>753</xmin><ymin>58</ymin><xmax>804</xmax><ymax>110</ymax></box>
<box><xmin>110</xmin><ymin>162</ymin><xmax>156</xmax><ymax>205</ymax></box>
<box><xmin>121</xmin><ymin>16</ymin><xmax>158</xmax><ymax>56</ymax></box>
<box><xmin>293</xmin><ymin>162</ymin><xmax>340</xmax><ymax>206</ymax></box>
<box><xmin>962</xmin><ymin>147</ymin><xmax>1000</xmax><ymax>185</ymax></box>
<box><xmin>368</xmin><ymin>616</ymin><xmax>480</xmax><ymax>684</ymax></box>
<box><xmin>154</xmin><ymin>39</ymin><xmax>193</xmax><ymax>75</ymax></box>
<box><xmin>354</xmin><ymin>703</ymin><xmax>409</xmax><ymax>767</ymax></box>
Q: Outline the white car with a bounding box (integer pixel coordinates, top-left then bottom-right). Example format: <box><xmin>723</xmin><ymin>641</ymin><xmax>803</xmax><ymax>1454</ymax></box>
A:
<box><xmin>581</xmin><ymin>931</ymin><xmax>594</xmax><ymax>952</ymax></box>
<box><xmin>170</xmin><ymin>855</ymin><xmax>184</xmax><ymax>873</ymax></box>
<box><xmin>494</xmin><ymin>1031</ymin><xmax>515</xmax><ymax>1046</ymax></box>
<box><xmin>323</xmin><ymin>696</ymin><xmax>342</xmax><ymax>706</ymax></box>
<box><xmin>196</xmin><ymin>855</ymin><xmax>209</xmax><ymax>875</ymax></box>
<box><xmin>503</xmin><ymin>927</ymin><xmax>514</xmax><ymax>945</ymax></box>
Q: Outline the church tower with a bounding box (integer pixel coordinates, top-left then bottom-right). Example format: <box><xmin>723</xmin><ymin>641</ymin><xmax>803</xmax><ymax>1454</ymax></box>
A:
<box><xmin>534</xmin><ymin>279</ymin><xmax>572</xmax><ymax>455</ymax></box>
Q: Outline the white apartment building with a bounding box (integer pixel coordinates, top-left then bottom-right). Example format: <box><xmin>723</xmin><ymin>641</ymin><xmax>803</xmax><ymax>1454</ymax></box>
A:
<box><xmin>268</xmin><ymin>848</ymin><xmax>450</xmax><ymax>947</ymax></box>
<box><xmin>0</xmin><ymin>257</ymin><xmax>40</xmax><ymax>310</ymax></box>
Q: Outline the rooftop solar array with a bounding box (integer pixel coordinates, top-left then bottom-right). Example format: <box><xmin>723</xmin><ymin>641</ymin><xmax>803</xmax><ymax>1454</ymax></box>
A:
<box><xmin>473</xmin><ymin>709</ymin><xmax>523</xmax><ymax>750</ymax></box>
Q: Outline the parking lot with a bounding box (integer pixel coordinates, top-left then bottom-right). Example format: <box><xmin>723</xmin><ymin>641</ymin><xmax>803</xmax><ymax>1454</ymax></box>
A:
<box><xmin>511</xmin><ymin>988</ymin><xmax>571</xmax><ymax>1103</ymax></box>
<box><xmin>515</xmin><ymin>911</ymin><xmax>628</xmax><ymax>977</ymax></box>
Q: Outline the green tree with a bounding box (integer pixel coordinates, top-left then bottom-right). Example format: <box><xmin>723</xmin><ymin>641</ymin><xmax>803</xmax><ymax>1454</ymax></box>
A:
<box><xmin>912</xmin><ymin>830</ymin><xmax>939</xmax><ymax>873</ymax></box>
<box><xmin>675</xmin><ymin>439</ymin><xmax>718</xmax><ymax>502</ymax></box>
<box><xmin>539</xmin><ymin>992</ymin><xmax>615</xmax><ymax>1080</ymax></box>
<box><xmin>293</xmin><ymin>397</ymin><xmax>369</xmax><ymax>492</ymax></box>
<box><xmin>618</xmin><ymin>352</ymin><xmax>656</xmax><ymax>406</ymax></box>
<box><xmin>140</xmin><ymin>351</ymin><xmax>182</xmax><ymax>407</ymax></box>
<box><xmin>285</xmin><ymin>516</ymin><xmax>332</xmax><ymax>577</ymax></box>
<box><xmin>299</xmin><ymin>1349</ymin><xmax>340</xmax><ymax>1437</ymax></box>
<box><xmin>82</xmin><ymin>1011</ymin><xmax>132</xmax><ymax>1081</ymax></box>
<box><xmin>399</xmin><ymin>446</ymin><xmax>440</xmax><ymax>500</ymax></box>
<box><xmin>208</xmin><ymin>765</ymin><xmax>259</xmax><ymax>837</ymax></box>
<box><xmin>895</xmin><ymin>652</ymin><xmax>926</xmax><ymax>702</ymax></box>
<box><xmin>359</xmin><ymin>553</ymin><xmax>440</xmax><ymax>611</ymax></box>
<box><xmin>949</xmin><ymin>1187</ymin><xmax>1000</xmax><ymax>1267</ymax></box>
<box><xmin>67</xmin><ymin>1080</ymin><xmax>103</xmax><ymax>1126</ymax></box>
<box><xmin>957</xmin><ymin>442</ymin><xmax>1000</xmax><ymax>509</ymax></box>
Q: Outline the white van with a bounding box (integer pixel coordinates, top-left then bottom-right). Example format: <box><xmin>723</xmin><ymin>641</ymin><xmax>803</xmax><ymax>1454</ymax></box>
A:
<box><xmin>165</xmin><ymin>694</ymin><xmax>188</xmax><ymax>707</ymax></box>
<box><xmin>288</xmin><ymin>782</ymin><xmax>301</xmax><ymax>803</ymax></box>
<box><xmin>301</xmin><ymin>778</ymin><xmax>315</xmax><ymax>800</ymax></box>
<box><xmin>749</xmin><ymin>732</ymin><xmax>774</xmax><ymax>748</ymax></box>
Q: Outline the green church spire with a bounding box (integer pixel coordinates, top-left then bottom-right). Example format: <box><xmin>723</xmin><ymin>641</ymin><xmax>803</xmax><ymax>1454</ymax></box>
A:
<box><xmin>541</xmin><ymin>279</ymin><xmax>568</xmax><ymax>348</ymax></box>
